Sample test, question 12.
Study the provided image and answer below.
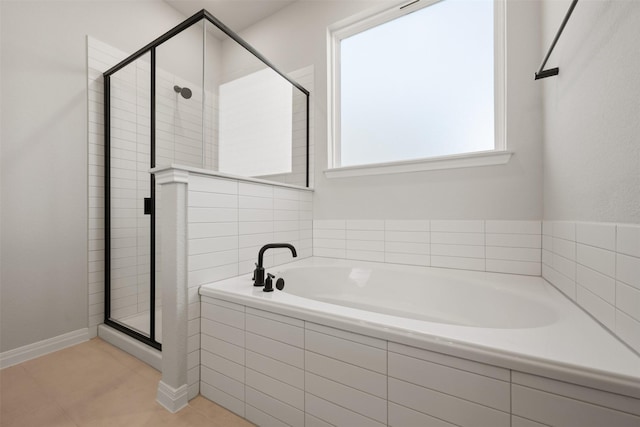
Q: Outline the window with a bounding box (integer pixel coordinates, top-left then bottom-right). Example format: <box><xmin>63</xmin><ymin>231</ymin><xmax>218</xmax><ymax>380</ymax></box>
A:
<box><xmin>327</xmin><ymin>0</ymin><xmax>508</xmax><ymax>176</ymax></box>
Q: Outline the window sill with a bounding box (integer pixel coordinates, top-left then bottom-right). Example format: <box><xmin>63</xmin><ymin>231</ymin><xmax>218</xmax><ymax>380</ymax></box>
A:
<box><xmin>324</xmin><ymin>150</ymin><xmax>513</xmax><ymax>179</ymax></box>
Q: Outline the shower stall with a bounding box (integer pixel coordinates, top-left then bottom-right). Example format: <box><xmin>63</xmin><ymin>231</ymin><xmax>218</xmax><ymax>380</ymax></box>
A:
<box><xmin>103</xmin><ymin>9</ymin><xmax>310</xmax><ymax>349</ymax></box>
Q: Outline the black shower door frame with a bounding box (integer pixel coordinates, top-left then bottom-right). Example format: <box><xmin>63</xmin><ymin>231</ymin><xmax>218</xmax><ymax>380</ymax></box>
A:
<box><xmin>103</xmin><ymin>9</ymin><xmax>310</xmax><ymax>350</ymax></box>
<box><xmin>103</xmin><ymin>49</ymin><xmax>161</xmax><ymax>350</ymax></box>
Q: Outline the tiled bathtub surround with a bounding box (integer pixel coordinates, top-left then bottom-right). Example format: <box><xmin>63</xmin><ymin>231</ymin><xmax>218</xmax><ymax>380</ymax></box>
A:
<box><xmin>543</xmin><ymin>221</ymin><xmax>640</xmax><ymax>353</ymax></box>
<box><xmin>312</xmin><ymin>219</ymin><xmax>639</xmax><ymax>353</ymax></box>
<box><xmin>187</xmin><ymin>174</ymin><xmax>313</xmax><ymax>287</ymax></box>
<box><xmin>200</xmin><ymin>296</ymin><xmax>640</xmax><ymax>427</ymax></box>
<box><xmin>313</xmin><ymin>220</ymin><xmax>542</xmax><ymax>276</ymax></box>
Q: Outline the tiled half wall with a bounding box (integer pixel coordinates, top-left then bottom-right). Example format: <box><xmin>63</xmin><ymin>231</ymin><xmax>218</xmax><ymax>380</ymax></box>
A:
<box><xmin>184</xmin><ymin>172</ymin><xmax>313</xmax><ymax>398</ymax></box>
<box><xmin>542</xmin><ymin>222</ymin><xmax>640</xmax><ymax>353</ymax></box>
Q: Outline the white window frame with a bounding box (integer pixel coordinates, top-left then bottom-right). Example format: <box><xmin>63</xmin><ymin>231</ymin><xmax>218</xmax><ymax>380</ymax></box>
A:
<box><xmin>326</xmin><ymin>0</ymin><xmax>509</xmax><ymax>178</ymax></box>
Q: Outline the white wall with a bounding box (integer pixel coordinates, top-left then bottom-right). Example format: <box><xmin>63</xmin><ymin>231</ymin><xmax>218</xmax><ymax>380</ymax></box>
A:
<box><xmin>0</xmin><ymin>1</ymin><xmax>189</xmax><ymax>353</ymax></box>
<box><xmin>540</xmin><ymin>0</ymin><xmax>640</xmax><ymax>352</ymax></box>
<box><xmin>234</xmin><ymin>0</ymin><xmax>543</xmax><ymax>220</ymax></box>
<box><xmin>542</xmin><ymin>0</ymin><xmax>640</xmax><ymax>223</ymax></box>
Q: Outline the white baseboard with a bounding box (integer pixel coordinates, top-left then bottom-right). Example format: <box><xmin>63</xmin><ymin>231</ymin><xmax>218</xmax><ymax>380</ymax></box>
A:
<box><xmin>88</xmin><ymin>325</ymin><xmax>98</xmax><ymax>339</ymax></box>
<box><xmin>0</xmin><ymin>328</ymin><xmax>90</xmax><ymax>369</ymax></box>
<box><xmin>157</xmin><ymin>381</ymin><xmax>188</xmax><ymax>413</ymax></box>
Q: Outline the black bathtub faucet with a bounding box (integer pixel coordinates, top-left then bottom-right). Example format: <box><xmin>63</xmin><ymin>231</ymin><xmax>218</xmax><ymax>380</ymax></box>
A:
<box><xmin>253</xmin><ymin>243</ymin><xmax>297</xmax><ymax>287</ymax></box>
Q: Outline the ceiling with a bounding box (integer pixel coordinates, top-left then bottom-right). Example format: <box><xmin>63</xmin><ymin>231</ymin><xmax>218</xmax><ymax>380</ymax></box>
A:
<box><xmin>164</xmin><ymin>0</ymin><xmax>298</xmax><ymax>33</ymax></box>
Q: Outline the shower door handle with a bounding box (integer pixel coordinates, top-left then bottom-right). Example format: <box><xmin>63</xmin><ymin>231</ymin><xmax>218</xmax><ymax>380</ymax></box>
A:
<box><xmin>144</xmin><ymin>198</ymin><xmax>153</xmax><ymax>215</ymax></box>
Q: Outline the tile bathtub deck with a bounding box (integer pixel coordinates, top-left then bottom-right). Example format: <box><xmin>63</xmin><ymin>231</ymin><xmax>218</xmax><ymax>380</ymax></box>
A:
<box><xmin>0</xmin><ymin>338</ymin><xmax>254</xmax><ymax>427</ymax></box>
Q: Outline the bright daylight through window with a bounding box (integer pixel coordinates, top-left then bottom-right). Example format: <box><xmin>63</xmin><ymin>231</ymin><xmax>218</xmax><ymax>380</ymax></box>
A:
<box><xmin>333</xmin><ymin>0</ymin><xmax>499</xmax><ymax>170</ymax></box>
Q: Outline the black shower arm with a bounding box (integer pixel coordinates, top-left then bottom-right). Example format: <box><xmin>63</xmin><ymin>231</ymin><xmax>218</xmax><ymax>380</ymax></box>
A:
<box><xmin>535</xmin><ymin>0</ymin><xmax>579</xmax><ymax>80</ymax></box>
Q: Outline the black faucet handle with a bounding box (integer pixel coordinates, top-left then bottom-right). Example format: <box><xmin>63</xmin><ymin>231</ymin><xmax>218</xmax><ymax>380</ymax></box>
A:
<box><xmin>253</xmin><ymin>263</ymin><xmax>265</xmax><ymax>287</ymax></box>
<box><xmin>263</xmin><ymin>273</ymin><xmax>275</xmax><ymax>292</ymax></box>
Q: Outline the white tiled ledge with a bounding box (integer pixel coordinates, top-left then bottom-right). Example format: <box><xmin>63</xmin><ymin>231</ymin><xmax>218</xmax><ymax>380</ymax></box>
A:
<box><xmin>313</xmin><ymin>219</ymin><xmax>542</xmax><ymax>276</ymax></box>
<box><xmin>151</xmin><ymin>164</ymin><xmax>314</xmax><ymax>192</ymax></box>
<box><xmin>324</xmin><ymin>150</ymin><xmax>513</xmax><ymax>178</ymax></box>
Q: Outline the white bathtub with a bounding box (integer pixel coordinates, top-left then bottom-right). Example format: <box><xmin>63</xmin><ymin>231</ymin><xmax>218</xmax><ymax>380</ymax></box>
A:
<box><xmin>199</xmin><ymin>257</ymin><xmax>640</xmax><ymax>404</ymax></box>
<box><xmin>278</xmin><ymin>263</ymin><xmax>557</xmax><ymax>328</ymax></box>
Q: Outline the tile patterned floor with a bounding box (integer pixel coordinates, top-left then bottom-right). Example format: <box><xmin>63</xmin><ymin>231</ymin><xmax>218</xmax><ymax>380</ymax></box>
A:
<box><xmin>0</xmin><ymin>338</ymin><xmax>254</xmax><ymax>427</ymax></box>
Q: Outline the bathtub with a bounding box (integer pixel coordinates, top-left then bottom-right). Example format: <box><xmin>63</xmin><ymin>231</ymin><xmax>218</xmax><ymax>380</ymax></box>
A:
<box><xmin>199</xmin><ymin>257</ymin><xmax>640</xmax><ymax>426</ymax></box>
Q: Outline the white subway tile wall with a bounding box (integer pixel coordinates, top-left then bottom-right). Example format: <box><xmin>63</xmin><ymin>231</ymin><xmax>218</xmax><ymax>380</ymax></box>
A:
<box><xmin>431</xmin><ymin>220</ymin><xmax>485</xmax><ymax>272</ymax></box>
<box><xmin>88</xmin><ymin>36</ymin><xmax>216</xmax><ymax>332</ymax></box>
<box><xmin>305</xmin><ymin>326</ymin><xmax>388</xmax><ymax>425</ymax></box>
<box><xmin>313</xmin><ymin>220</ymin><xmax>346</xmax><ymax>259</ymax></box>
<box><xmin>188</xmin><ymin>175</ymin><xmax>312</xmax><ymax>289</ymax></box>
<box><xmin>257</xmin><ymin>66</ymin><xmax>314</xmax><ymax>188</ymax></box>
<box><xmin>511</xmin><ymin>371</ymin><xmax>640</xmax><ymax>426</ymax></box>
<box><xmin>385</xmin><ymin>220</ymin><xmax>430</xmax><ymax>267</ymax></box>
<box><xmin>201</xmin><ymin>296</ymin><xmax>640</xmax><ymax>427</ymax></box>
<box><xmin>543</xmin><ymin>221</ymin><xmax>640</xmax><ymax>353</ymax></box>
<box><xmin>313</xmin><ymin>220</ymin><xmax>542</xmax><ymax>276</ymax></box>
<box><xmin>88</xmin><ymin>37</ymin><xmax>127</xmax><ymax>330</ymax></box>
<box><xmin>187</xmin><ymin>173</ymin><xmax>312</xmax><ymax>398</ymax></box>
<box><xmin>485</xmin><ymin>220</ymin><xmax>542</xmax><ymax>276</ymax></box>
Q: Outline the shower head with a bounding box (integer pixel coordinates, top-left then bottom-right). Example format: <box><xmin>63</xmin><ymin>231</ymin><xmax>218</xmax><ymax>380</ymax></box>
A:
<box><xmin>173</xmin><ymin>85</ymin><xmax>192</xmax><ymax>99</ymax></box>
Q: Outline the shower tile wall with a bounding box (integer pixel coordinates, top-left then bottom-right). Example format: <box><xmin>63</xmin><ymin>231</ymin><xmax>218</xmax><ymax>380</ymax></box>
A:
<box><xmin>257</xmin><ymin>65</ymin><xmax>315</xmax><ymax>188</ymax></box>
<box><xmin>543</xmin><ymin>221</ymin><xmax>640</xmax><ymax>353</ymax></box>
<box><xmin>108</xmin><ymin>53</ymin><xmax>151</xmax><ymax>322</ymax></box>
<box><xmin>155</xmin><ymin>71</ymin><xmax>217</xmax><ymax>169</ymax></box>
<box><xmin>313</xmin><ymin>220</ymin><xmax>542</xmax><ymax>276</ymax></box>
<box><xmin>87</xmin><ymin>37</ymin><xmax>216</xmax><ymax>331</ymax></box>
<box><xmin>185</xmin><ymin>172</ymin><xmax>313</xmax><ymax>398</ymax></box>
<box><xmin>87</xmin><ymin>37</ymin><xmax>119</xmax><ymax>330</ymax></box>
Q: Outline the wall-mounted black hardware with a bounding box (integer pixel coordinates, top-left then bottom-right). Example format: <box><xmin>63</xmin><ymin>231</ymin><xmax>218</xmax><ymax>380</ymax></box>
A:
<box><xmin>535</xmin><ymin>68</ymin><xmax>559</xmax><ymax>80</ymax></box>
<box><xmin>263</xmin><ymin>274</ymin><xmax>285</xmax><ymax>292</ymax></box>
<box><xmin>173</xmin><ymin>85</ymin><xmax>192</xmax><ymax>99</ymax></box>
<box><xmin>535</xmin><ymin>0</ymin><xmax>578</xmax><ymax>80</ymax></box>
<box><xmin>144</xmin><ymin>198</ymin><xmax>153</xmax><ymax>215</ymax></box>
<box><xmin>253</xmin><ymin>243</ymin><xmax>297</xmax><ymax>286</ymax></box>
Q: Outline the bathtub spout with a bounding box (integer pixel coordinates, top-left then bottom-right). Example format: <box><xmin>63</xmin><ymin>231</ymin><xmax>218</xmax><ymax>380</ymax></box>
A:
<box><xmin>253</xmin><ymin>243</ymin><xmax>297</xmax><ymax>286</ymax></box>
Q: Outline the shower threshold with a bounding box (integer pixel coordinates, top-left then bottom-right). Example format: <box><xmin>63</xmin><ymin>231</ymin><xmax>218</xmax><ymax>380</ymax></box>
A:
<box><xmin>120</xmin><ymin>309</ymin><xmax>163</xmax><ymax>344</ymax></box>
<box><xmin>98</xmin><ymin>321</ymin><xmax>162</xmax><ymax>371</ymax></box>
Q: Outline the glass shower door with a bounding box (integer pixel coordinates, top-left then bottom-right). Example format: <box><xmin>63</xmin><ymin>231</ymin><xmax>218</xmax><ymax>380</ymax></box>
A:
<box><xmin>102</xmin><ymin>10</ymin><xmax>310</xmax><ymax>351</ymax></box>
<box><xmin>106</xmin><ymin>52</ymin><xmax>160</xmax><ymax>347</ymax></box>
